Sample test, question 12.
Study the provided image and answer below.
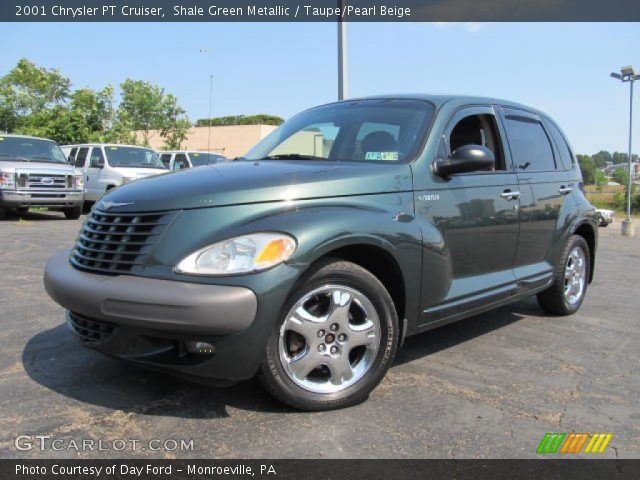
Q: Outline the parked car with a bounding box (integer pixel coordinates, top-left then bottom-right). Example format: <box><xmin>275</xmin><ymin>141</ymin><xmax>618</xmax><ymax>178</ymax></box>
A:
<box><xmin>44</xmin><ymin>95</ymin><xmax>598</xmax><ymax>410</ymax></box>
<box><xmin>0</xmin><ymin>134</ymin><xmax>84</xmax><ymax>219</ymax></box>
<box><xmin>158</xmin><ymin>151</ymin><xmax>229</xmax><ymax>170</ymax></box>
<box><xmin>61</xmin><ymin>144</ymin><xmax>167</xmax><ymax>209</ymax></box>
<box><xmin>595</xmin><ymin>208</ymin><xmax>614</xmax><ymax>227</ymax></box>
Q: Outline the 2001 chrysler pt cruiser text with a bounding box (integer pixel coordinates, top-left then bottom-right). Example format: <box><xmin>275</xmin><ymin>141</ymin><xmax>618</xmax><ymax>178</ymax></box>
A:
<box><xmin>44</xmin><ymin>95</ymin><xmax>598</xmax><ymax>410</ymax></box>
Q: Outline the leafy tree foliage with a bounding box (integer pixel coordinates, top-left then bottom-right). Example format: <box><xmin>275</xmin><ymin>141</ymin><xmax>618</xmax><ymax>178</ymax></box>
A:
<box><xmin>0</xmin><ymin>59</ymin><xmax>189</xmax><ymax>148</ymax></box>
<box><xmin>195</xmin><ymin>114</ymin><xmax>284</xmax><ymax>127</ymax></box>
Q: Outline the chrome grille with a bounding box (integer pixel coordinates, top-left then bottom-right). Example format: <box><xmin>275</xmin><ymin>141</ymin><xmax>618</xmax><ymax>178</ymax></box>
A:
<box><xmin>68</xmin><ymin>312</ymin><xmax>115</xmax><ymax>343</ymax></box>
<box><xmin>26</xmin><ymin>173</ymin><xmax>71</xmax><ymax>189</ymax></box>
<box><xmin>70</xmin><ymin>209</ymin><xmax>176</xmax><ymax>275</ymax></box>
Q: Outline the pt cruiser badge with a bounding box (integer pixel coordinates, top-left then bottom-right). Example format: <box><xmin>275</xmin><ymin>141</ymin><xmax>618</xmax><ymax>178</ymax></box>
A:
<box><xmin>44</xmin><ymin>95</ymin><xmax>598</xmax><ymax>410</ymax></box>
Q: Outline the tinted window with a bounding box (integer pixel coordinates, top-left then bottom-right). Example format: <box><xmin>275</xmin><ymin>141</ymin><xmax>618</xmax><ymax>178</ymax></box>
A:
<box><xmin>103</xmin><ymin>146</ymin><xmax>166</xmax><ymax>169</ymax></box>
<box><xmin>246</xmin><ymin>99</ymin><xmax>435</xmax><ymax>163</ymax></box>
<box><xmin>545</xmin><ymin>120</ymin><xmax>574</xmax><ymax>170</ymax></box>
<box><xmin>449</xmin><ymin>113</ymin><xmax>505</xmax><ymax>170</ymax></box>
<box><xmin>75</xmin><ymin>147</ymin><xmax>89</xmax><ymax>168</ymax></box>
<box><xmin>504</xmin><ymin>115</ymin><xmax>556</xmax><ymax>171</ymax></box>
<box><xmin>69</xmin><ymin>147</ymin><xmax>78</xmax><ymax>163</ymax></box>
<box><xmin>90</xmin><ymin>148</ymin><xmax>105</xmax><ymax>168</ymax></box>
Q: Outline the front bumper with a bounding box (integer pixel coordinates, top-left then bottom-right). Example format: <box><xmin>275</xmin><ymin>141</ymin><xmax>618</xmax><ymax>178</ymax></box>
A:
<box><xmin>0</xmin><ymin>189</ymin><xmax>84</xmax><ymax>208</ymax></box>
<box><xmin>43</xmin><ymin>249</ymin><xmax>269</xmax><ymax>382</ymax></box>
<box><xmin>44</xmin><ymin>249</ymin><xmax>257</xmax><ymax>336</ymax></box>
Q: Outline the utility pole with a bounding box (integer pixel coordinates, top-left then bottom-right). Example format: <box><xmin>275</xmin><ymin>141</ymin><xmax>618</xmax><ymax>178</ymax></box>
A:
<box><xmin>611</xmin><ymin>66</ymin><xmax>639</xmax><ymax>237</ymax></box>
<box><xmin>337</xmin><ymin>0</ymin><xmax>348</xmax><ymax>100</ymax></box>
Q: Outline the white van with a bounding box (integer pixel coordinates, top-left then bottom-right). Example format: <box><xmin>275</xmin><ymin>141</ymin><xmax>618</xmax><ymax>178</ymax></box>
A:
<box><xmin>62</xmin><ymin>144</ymin><xmax>168</xmax><ymax>206</ymax></box>
<box><xmin>158</xmin><ymin>151</ymin><xmax>229</xmax><ymax>171</ymax></box>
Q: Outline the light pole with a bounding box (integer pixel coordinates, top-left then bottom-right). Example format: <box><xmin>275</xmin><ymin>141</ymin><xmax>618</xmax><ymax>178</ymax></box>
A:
<box><xmin>337</xmin><ymin>0</ymin><xmax>348</xmax><ymax>100</ymax></box>
<box><xmin>611</xmin><ymin>65</ymin><xmax>639</xmax><ymax>237</ymax></box>
<box><xmin>207</xmin><ymin>74</ymin><xmax>213</xmax><ymax>154</ymax></box>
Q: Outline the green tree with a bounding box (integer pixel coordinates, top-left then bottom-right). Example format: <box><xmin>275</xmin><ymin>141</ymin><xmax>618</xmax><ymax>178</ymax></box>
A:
<box><xmin>594</xmin><ymin>169</ymin><xmax>606</xmax><ymax>192</ymax></box>
<box><xmin>0</xmin><ymin>58</ymin><xmax>71</xmax><ymax>132</ymax></box>
<box><xmin>612</xmin><ymin>167</ymin><xmax>629</xmax><ymax>186</ymax></box>
<box><xmin>162</xmin><ymin>118</ymin><xmax>191</xmax><ymax>150</ymax></box>
<box><xmin>116</xmin><ymin>79</ymin><xmax>188</xmax><ymax>146</ymax></box>
<box><xmin>577</xmin><ymin>154</ymin><xmax>595</xmax><ymax>184</ymax></box>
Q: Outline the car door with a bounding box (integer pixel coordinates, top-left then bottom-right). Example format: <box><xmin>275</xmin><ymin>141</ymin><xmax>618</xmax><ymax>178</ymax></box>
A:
<box><xmin>416</xmin><ymin>105</ymin><xmax>521</xmax><ymax>325</ymax></box>
<box><xmin>499</xmin><ymin>108</ymin><xmax>572</xmax><ymax>287</ymax></box>
<box><xmin>86</xmin><ymin>147</ymin><xmax>105</xmax><ymax>200</ymax></box>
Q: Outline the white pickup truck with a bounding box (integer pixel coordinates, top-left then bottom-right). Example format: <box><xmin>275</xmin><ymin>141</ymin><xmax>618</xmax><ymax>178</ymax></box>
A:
<box><xmin>0</xmin><ymin>134</ymin><xmax>84</xmax><ymax>220</ymax></box>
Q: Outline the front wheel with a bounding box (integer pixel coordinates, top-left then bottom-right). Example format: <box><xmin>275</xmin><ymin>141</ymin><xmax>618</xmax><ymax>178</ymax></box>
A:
<box><xmin>537</xmin><ymin>235</ymin><xmax>590</xmax><ymax>315</ymax></box>
<box><xmin>259</xmin><ymin>260</ymin><xmax>398</xmax><ymax>411</ymax></box>
<box><xmin>64</xmin><ymin>205</ymin><xmax>82</xmax><ymax>220</ymax></box>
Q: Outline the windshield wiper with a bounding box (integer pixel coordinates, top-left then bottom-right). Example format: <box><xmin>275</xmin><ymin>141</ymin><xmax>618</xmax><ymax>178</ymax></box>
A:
<box><xmin>262</xmin><ymin>154</ymin><xmax>328</xmax><ymax>161</ymax></box>
<box><xmin>0</xmin><ymin>155</ymin><xmax>30</xmax><ymax>162</ymax></box>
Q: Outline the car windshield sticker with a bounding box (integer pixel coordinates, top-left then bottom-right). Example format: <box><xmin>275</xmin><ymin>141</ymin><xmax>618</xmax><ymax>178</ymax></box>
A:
<box><xmin>193</xmin><ymin>153</ymin><xmax>200</xmax><ymax>157</ymax></box>
<box><xmin>365</xmin><ymin>151</ymin><xmax>399</xmax><ymax>161</ymax></box>
<box><xmin>110</xmin><ymin>147</ymin><xmax>118</xmax><ymax>150</ymax></box>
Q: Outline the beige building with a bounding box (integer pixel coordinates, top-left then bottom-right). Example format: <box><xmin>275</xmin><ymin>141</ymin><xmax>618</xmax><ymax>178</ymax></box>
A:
<box><xmin>136</xmin><ymin>124</ymin><xmax>278</xmax><ymax>158</ymax></box>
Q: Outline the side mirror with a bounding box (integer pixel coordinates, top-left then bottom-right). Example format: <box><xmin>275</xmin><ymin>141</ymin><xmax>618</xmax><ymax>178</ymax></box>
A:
<box><xmin>91</xmin><ymin>158</ymin><xmax>104</xmax><ymax>169</ymax></box>
<box><xmin>434</xmin><ymin>144</ymin><xmax>495</xmax><ymax>178</ymax></box>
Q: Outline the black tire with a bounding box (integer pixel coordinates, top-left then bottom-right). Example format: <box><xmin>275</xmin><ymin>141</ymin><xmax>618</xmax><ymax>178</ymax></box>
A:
<box><xmin>64</xmin><ymin>205</ymin><xmax>82</xmax><ymax>220</ymax></box>
<box><xmin>16</xmin><ymin>207</ymin><xmax>29</xmax><ymax>214</ymax></box>
<box><xmin>259</xmin><ymin>259</ymin><xmax>399</xmax><ymax>411</ymax></box>
<box><xmin>82</xmin><ymin>201</ymin><xmax>93</xmax><ymax>214</ymax></box>
<box><xmin>537</xmin><ymin>235</ymin><xmax>590</xmax><ymax>316</ymax></box>
<box><xmin>0</xmin><ymin>207</ymin><xmax>7</xmax><ymax>220</ymax></box>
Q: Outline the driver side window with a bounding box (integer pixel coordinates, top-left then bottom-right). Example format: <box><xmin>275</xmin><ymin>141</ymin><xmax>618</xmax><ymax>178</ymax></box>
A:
<box><xmin>449</xmin><ymin>114</ymin><xmax>505</xmax><ymax>170</ymax></box>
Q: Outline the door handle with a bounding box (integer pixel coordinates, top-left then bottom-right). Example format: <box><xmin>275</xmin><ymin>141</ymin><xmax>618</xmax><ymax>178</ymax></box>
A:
<box><xmin>558</xmin><ymin>186</ymin><xmax>573</xmax><ymax>195</ymax></box>
<box><xmin>500</xmin><ymin>190</ymin><xmax>521</xmax><ymax>200</ymax></box>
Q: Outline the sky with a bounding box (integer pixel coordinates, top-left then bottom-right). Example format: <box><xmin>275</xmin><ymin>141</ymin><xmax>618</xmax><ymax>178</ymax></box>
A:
<box><xmin>0</xmin><ymin>22</ymin><xmax>638</xmax><ymax>155</ymax></box>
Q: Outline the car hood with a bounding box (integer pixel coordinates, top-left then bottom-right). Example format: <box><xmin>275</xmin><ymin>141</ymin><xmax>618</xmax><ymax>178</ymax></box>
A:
<box><xmin>97</xmin><ymin>160</ymin><xmax>413</xmax><ymax>212</ymax></box>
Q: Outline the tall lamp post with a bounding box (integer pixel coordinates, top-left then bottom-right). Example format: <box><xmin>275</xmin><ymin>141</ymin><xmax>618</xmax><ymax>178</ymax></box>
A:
<box><xmin>337</xmin><ymin>0</ymin><xmax>348</xmax><ymax>100</ymax></box>
<box><xmin>611</xmin><ymin>65</ymin><xmax>639</xmax><ymax>237</ymax></box>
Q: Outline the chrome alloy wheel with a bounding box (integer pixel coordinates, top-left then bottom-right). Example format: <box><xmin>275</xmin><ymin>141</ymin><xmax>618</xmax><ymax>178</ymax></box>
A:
<box><xmin>278</xmin><ymin>284</ymin><xmax>381</xmax><ymax>394</ymax></box>
<box><xmin>564</xmin><ymin>247</ymin><xmax>587</xmax><ymax>305</ymax></box>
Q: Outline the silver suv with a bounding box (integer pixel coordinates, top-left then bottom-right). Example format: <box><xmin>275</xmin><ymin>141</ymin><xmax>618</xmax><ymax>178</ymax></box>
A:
<box><xmin>0</xmin><ymin>134</ymin><xmax>84</xmax><ymax>219</ymax></box>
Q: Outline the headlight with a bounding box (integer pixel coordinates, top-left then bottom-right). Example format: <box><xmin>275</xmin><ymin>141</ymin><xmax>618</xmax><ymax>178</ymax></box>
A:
<box><xmin>0</xmin><ymin>171</ymin><xmax>15</xmax><ymax>189</ymax></box>
<box><xmin>175</xmin><ymin>233</ymin><xmax>297</xmax><ymax>275</ymax></box>
<box><xmin>74</xmin><ymin>174</ymin><xmax>84</xmax><ymax>190</ymax></box>
<box><xmin>122</xmin><ymin>177</ymin><xmax>137</xmax><ymax>184</ymax></box>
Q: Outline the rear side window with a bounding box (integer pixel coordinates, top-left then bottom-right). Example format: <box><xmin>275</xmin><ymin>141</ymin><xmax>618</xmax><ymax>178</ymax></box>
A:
<box><xmin>503</xmin><ymin>115</ymin><xmax>556</xmax><ymax>171</ymax></box>
<box><xmin>68</xmin><ymin>147</ymin><xmax>78</xmax><ymax>163</ymax></box>
<box><xmin>545</xmin><ymin>120</ymin><xmax>574</xmax><ymax>170</ymax></box>
<box><xmin>75</xmin><ymin>147</ymin><xmax>89</xmax><ymax>168</ymax></box>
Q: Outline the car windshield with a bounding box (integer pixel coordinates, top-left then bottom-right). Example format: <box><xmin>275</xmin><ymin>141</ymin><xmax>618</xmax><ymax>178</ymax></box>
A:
<box><xmin>188</xmin><ymin>152</ymin><xmax>227</xmax><ymax>166</ymax></box>
<box><xmin>103</xmin><ymin>146</ymin><xmax>166</xmax><ymax>169</ymax></box>
<box><xmin>245</xmin><ymin>99</ymin><xmax>435</xmax><ymax>163</ymax></box>
<box><xmin>0</xmin><ymin>136</ymin><xmax>68</xmax><ymax>164</ymax></box>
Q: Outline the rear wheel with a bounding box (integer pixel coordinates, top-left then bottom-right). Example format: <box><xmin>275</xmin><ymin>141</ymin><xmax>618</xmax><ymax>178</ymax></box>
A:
<box><xmin>0</xmin><ymin>207</ymin><xmax>7</xmax><ymax>220</ymax></box>
<box><xmin>259</xmin><ymin>260</ymin><xmax>398</xmax><ymax>410</ymax></box>
<box><xmin>16</xmin><ymin>207</ymin><xmax>28</xmax><ymax>214</ymax></box>
<box><xmin>64</xmin><ymin>205</ymin><xmax>82</xmax><ymax>220</ymax></box>
<box><xmin>537</xmin><ymin>235</ymin><xmax>590</xmax><ymax>315</ymax></box>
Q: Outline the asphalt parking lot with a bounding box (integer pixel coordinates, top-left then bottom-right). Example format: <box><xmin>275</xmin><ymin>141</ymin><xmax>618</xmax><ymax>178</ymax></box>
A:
<box><xmin>0</xmin><ymin>211</ymin><xmax>638</xmax><ymax>459</ymax></box>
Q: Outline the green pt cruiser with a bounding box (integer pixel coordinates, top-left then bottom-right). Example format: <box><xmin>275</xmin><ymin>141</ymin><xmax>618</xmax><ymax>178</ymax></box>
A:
<box><xmin>44</xmin><ymin>95</ymin><xmax>598</xmax><ymax>410</ymax></box>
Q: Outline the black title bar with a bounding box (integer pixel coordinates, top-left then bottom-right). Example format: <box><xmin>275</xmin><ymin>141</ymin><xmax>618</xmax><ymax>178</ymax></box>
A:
<box><xmin>3</xmin><ymin>0</ymin><xmax>640</xmax><ymax>22</ymax></box>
